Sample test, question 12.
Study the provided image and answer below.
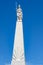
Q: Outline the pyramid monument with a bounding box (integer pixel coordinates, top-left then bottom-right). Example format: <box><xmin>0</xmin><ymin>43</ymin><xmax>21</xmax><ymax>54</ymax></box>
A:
<box><xmin>11</xmin><ymin>4</ymin><xmax>25</xmax><ymax>65</ymax></box>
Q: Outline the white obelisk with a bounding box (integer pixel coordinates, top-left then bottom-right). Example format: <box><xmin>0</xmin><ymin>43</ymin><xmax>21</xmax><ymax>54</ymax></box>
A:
<box><xmin>11</xmin><ymin>5</ymin><xmax>25</xmax><ymax>65</ymax></box>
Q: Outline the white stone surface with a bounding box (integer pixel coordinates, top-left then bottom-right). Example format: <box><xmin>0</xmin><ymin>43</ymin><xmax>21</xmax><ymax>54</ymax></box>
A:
<box><xmin>11</xmin><ymin>5</ymin><xmax>25</xmax><ymax>65</ymax></box>
<box><xmin>11</xmin><ymin>21</ymin><xmax>25</xmax><ymax>65</ymax></box>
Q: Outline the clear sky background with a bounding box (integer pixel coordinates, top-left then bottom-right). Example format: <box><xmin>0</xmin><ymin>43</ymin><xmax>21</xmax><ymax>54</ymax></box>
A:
<box><xmin>0</xmin><ymin>0</ymin><xmax>43</xmax><ymax>65</ymax></box>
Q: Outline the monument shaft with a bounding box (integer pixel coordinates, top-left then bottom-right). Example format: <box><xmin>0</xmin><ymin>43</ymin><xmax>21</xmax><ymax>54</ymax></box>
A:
<box><xmin>11</xmin><ymin>5</ymin><xmax>25</xmax><ymax>65</ymax></box>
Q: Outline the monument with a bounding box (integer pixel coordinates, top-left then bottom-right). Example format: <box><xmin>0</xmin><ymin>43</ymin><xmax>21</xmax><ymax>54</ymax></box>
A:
<box><xmin>11</xmin><ymin>5</ymin><xmax>25</xmax><ymax>65</ymax></box>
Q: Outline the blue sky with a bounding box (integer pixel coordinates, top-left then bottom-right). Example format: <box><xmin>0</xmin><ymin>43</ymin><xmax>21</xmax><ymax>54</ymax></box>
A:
<box><xmin>0</xmin><ymin>0</ymin><xmax>43</xmax><ymax>65</ymax></box>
